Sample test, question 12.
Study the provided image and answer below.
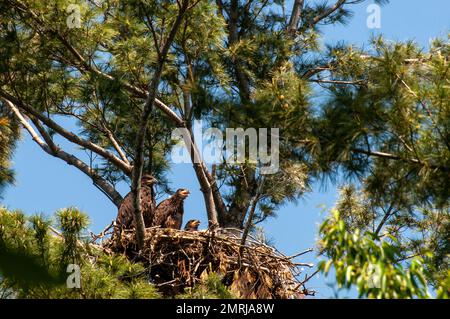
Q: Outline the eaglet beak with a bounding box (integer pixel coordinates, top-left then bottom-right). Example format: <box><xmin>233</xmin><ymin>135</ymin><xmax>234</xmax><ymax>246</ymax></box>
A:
<box><xmin>180</xmin><ymin>189</ymin><xmax>190</xmax><ymax>197</ymax></box>
<box><xmin>142</xmin><ymin>175</ymin><xmax>158</xmax><ymax>186</ymax></box>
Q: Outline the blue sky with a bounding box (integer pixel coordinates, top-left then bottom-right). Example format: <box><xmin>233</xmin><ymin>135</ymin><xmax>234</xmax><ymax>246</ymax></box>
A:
<box><xmin>2</xmin><ymin>0</ymin><xmax>449</xmax><ymax>298</ymax></box>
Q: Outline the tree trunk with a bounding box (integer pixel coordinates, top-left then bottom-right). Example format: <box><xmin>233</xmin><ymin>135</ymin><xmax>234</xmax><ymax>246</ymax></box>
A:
<box><xmin>219</xmin><ymin>165</ymin><xmax>256</xmax><ymax>229</ymax></box>
<box><xmin>185</xmin><ymin>126</ymin><xmax>219</xmax><ymax>226</ymax></box>
<box><xmin>131</xmin><ymin>1</ymin><xmax>190</xmax><ymax>249</ymax></box>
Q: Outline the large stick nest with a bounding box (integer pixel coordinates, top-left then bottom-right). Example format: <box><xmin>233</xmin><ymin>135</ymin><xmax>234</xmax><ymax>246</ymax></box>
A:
<box><xmin>107</xmin><ymin>226</ymin><xmax>314</xmax><ymax>299</ymax></box>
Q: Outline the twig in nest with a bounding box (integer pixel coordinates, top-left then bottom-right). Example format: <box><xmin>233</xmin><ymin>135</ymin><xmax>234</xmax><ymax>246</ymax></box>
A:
<box><xmin>300</xmin><ymin>269</ymin><xmax>320</xmax><ymax>286</ymax></box>
<box><xmin>154</xmin><ymin>278</ymin><xmax>180</xmax><ymax>287</ymax></box>
<box><xmin>294</xmin><ymin>262</ymin><xmax>314</xmax><ymax>268</ymax></box>
<box><xmin>288</xmin><ymin>248</ymin><xmax>314</xmax><ymax>259</ymax></box>
<box><xmin>113</xmin><ymin>226</ymin><xmax>314</xmax><ymax>298</ymax></box>
<box><xmin>89</xmin><ymin>220</ymin><xmax>115</xmax><ymax>243</ymax></box>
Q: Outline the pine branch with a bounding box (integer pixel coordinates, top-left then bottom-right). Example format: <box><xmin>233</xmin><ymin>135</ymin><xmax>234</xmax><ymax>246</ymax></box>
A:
<box><xmin>7</xmin><ymin>0</ymin><xmax>224</xmax><ymax>230</ymax></box>
<box><xmin>397</xmin><ymin>75</ymin><xmax>450</xmax><ymax>152</ymax></box>
<box><xmin>306</xmin><ymin>0</ymin><xmax>347</xmax><ymax>29</ymax></box>
<box><xmin>14</xmin><ymin>1</ymin><xmax>184</xmax><ymax>126</ymax></box>
<box><xmin>228</xmin><ymin>0</ymin><xmax>251</xmax><ymax>101</ymax></box>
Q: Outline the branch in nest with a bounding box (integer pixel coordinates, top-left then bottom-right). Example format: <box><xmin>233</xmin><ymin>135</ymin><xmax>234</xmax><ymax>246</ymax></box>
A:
<box><xmin>89</xmin><ymin>220</ymin><xmax>115</xmax><ymax>244</ymax></box>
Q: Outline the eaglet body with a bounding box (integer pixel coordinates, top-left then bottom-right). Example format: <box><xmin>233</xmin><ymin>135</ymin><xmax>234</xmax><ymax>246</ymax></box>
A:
<box><xmin>113</xmin><ymin>175</ymin><xmax>157</xmax><ymax>241</ymax></box>
<box><xmin>152</xmin><ymin>188</ymin><xmax>190</xmax><ymax>229</ymax></box>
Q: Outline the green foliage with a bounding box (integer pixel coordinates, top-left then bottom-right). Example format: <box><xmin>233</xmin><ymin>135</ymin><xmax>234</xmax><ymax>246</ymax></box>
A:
<box><xmin>313</xmin><ymin>37</ymin><xmax>450</xmax><ymax>297</ymax></box>
<box><xmin>0</xmin><ymin>0</ymin><xmax>386</xmax><ymax>225</ymax></box>
<box><xmin>318</xmin><ymin>210</ymin><xmax>449</xmax><ymax>299</ymax></box>
<box><xmin>0</xmin><ymin>110</ymin><xmax>18</xmax><ymax>197</ymax></box>
<box><xmin>0</xmin><ymin>207</ymin><xmax>240</xmax><ymax>299</ymax></box>
<box><xmin>0</xmin><ymin>207</ymin><xmax>160</xmax><ymax>299</ymax></box>
<box><xmin>316</xmin><ymin>37</ymin><xmax>450</xmax><ymax>207</ymax></box>
<box><xmin>0</xmin><ymin>244</ymin><xmax>62</xmax><ymax>292</ymax></box>
<box><xmin>178</xmin><ymin>272</ymin><xmax>235</xmax><ymax>299</ymax></box>
<box><xmin>329</xmin><ymin>183</ymin><xmax>450</xmax><ymax>292</ymax></box>
<box><xmin>56</xmin><ymin>207</ymin><xmax>89</xmax><ymax>269</ymax></box>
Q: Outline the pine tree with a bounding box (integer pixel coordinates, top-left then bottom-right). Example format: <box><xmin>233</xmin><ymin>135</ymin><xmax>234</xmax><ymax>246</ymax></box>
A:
<box><xmin>0</xmin><ymin>207</ymin><xmax>163</xmax><ymax>298</ymax></box>
<box><xmin>316</xmin><ymin>38</ymin><xmax>449</xmax><ymax>297</ymax></box>
<box><xmin>0</xmin><ymin>108</ymin><xmax>18</xmax><ymax>197</ymax></box>
<box><xmin>0</xmin><ymin>1</ymin><xmax>448</xmax><ymax>298</ymax></box>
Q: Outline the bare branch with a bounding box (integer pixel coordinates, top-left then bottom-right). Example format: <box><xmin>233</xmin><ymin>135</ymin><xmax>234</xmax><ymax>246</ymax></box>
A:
<box><xmin>0</xmin><ymin>89</ymin><xmax>132</xmax><ymax>174</ymax></box>
<box><xmin>288</xmin><ymin>248</ymin><xmax>314</xmax><ymax>259</ymax></box>
<box><xmin>308</xmin><ymin>78</ymin><xmax>364</xmax><ymax>85</ymax></box>
<box><xmin>287</xmin><ymin>0</ymin><xmax>304</xmax><ymax>34</ymax></box>
<box><xmin>240</xmin><ymin>178</ymin><xmax>266</xmax><ymax>254</ymax></box>
<box><xmin>102</xmin><ymin>125</ymin><xmax>130</xmax><ymax>165</ymax></box>
<box><xmin>351</xmin><ymin>147</ymin><xmax>449</xmax><ymax>171</ymax></box>
<box><xmin>186</xmin><ymin>126</ymin><xmax>219</xmax><ymax>225</ymax></box>
<box><xmin>2</xmin><ymin>97</ymin><xmax>123</xmax><ymax>207</ymax></box>
<box><xmin>374</xmin><ymin>204</ymin><xmax>395</xmax><ymax>236</ymax></box>
<box><xmin>131</xmin><ymin>0</ymin><xmax>191</xmax><ymax>249</ymax></box>
<box><xmin>3</xmin><ymin>98</ymin><xmax>46</xmax><ymax>148</ymax></box>
<box><xmin>301</xmin><ymin>65</ymin><xmax>333</xmax><ymax>79</ymax></box>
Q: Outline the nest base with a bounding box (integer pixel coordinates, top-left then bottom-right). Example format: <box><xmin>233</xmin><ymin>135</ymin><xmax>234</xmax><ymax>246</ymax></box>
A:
<box><xmin>107</xmin><ymin>227</ymin><xmax>312</xmax><ymax>299</ymax></box>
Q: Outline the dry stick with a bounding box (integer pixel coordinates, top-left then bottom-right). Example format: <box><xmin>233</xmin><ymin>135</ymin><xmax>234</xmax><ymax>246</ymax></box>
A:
<box><xmin>154</xmin><ymin>279</ymin><xmax>179</xmax><ymax>287</ymax></box>
<box><xmin>48</xmin><ymin>226</ymin><xmax>84</xmax><ymax>248</ymax></box>
<box><xmin>294</xmin><ymin>262</ymin><xmax>314</xmax><ymax>268</ymax></box>
<box><xmin>89</xmin><ymin>220</ymin><xmax>115</xmax><ymax>243</ymax></box>
<box><xmin>299</xmin><ymin>268</ymin><xmax>320</xmax><ymax>286</ymax></box>
<box><xmin>287</xmin><ymin>248</ymin><xmax>314</xmax><ymax>259</ymax></box>
<box><xmin>49</xmin><ymin>226</ymin><xmax>112</xmax><ymax>255</ymax></box>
